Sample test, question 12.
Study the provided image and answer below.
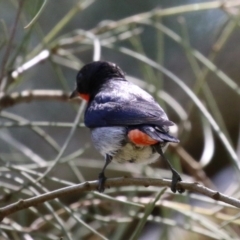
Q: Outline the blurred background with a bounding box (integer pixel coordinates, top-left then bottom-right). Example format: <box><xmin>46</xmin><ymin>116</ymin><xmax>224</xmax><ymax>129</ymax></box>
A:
<box><xmin>0</xmin><ymin>0</ymin><xmax>240</xmax><ymax>239</ymax></box>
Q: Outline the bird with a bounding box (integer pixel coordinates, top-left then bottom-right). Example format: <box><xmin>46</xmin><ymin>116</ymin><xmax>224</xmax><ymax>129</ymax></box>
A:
<box><xmin>70</xmin><ymin>61</ymin><xmax>184</xmax><ymax>194</ymax></box>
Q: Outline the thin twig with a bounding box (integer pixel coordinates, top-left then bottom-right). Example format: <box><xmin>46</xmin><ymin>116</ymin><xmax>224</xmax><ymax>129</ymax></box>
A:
<box><xmin>0</xmin><ymin>177</ymin><xmax>239</xmax><ymax>222</ymax></box>
<box><xmin>24</xmin><ymin>0</ymin><xmax>48</xmax><ymax>29</ymax></box>
<box><xmin>0</xmin><ymin>0</ymin><xmax>25</xmax><ymax>84</ymax></box>
<box><xmin>92</xmin><ymin>0</ymin><xmax>240</xmax><ymax>35</ymax></box>
<box><xmin>0</xmin><ymin>90</ymin><xmax>79</xmax><ymax>108</ymax></box>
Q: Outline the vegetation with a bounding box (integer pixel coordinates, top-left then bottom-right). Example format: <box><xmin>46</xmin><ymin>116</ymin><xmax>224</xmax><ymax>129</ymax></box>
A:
<box><xmin>0</xmin><ymin>1</ymin><xmax>240</xmax><ymax>239</ymax></box>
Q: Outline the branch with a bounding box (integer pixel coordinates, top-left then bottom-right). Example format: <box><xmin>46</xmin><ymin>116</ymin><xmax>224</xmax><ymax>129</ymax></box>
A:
<box><xmin>91</xmin><ymin>1</ymin><xmax>240</xmax><ymax>35</ymax></box>
<box><xmin>0</xmin><ymin>90</ymin><xmax>79</xmax><ymax>108</ymax></box>
<box><xmin>0</xmin><ymin>177</ymin><xmax>240</xmax><ymax>221</ymax></box>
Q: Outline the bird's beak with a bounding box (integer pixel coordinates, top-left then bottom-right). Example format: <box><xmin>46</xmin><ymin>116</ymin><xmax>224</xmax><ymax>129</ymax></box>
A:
<box><xmin>69</xmin><ymin>89</ymin><xmax>78</xmax><ymax>99</ymax></box>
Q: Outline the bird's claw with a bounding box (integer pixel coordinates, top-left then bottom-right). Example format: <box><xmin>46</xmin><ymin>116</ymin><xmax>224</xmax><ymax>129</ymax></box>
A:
<box><xmin>171</xmin><ymin>170</ymin><xmax>185</xmax><ymax>194</ymax></box>
<box><xmin>98</xmin><ymin>172</ymin><xmax>107</xmax><ymax>193</ymax></box>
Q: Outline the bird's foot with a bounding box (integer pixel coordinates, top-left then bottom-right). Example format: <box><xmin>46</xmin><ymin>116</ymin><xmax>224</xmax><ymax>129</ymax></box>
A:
<box><xmin>98</xmin><ymin>172</ymin><xmax>107</xmax><ymax>193</ymax></box>
<box><xmin>171</xmin><ymin>169</ymin><xmax>185</xmax><ymax>194</ymax></box>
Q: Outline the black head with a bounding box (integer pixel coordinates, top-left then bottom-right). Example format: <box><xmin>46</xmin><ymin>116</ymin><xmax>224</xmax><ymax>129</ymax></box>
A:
<box><xmin>70</xmin><ymin>61</ymin><xmax>125</xmax><ymax>99</ymax></box>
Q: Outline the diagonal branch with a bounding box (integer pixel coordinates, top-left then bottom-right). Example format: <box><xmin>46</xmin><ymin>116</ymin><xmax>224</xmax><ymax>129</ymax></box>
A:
<box><xmin>0</xmin><ymin>177</ymin><xmax>239</xmax><ymax>222</ymax></box>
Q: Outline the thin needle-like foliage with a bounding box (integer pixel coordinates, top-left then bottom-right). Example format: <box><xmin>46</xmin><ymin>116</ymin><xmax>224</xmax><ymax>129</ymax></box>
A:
<box><xmin>0</xmin><ymin>1</ymin><xmax>240</xmax><ymax>240</ymax></box>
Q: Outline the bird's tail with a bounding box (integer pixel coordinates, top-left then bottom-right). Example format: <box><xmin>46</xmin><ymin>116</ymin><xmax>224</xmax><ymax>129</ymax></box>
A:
<box><xmin>139</xmin><ymin>125</ymin><xmax>179</xmax><ymax>143</ymax></box>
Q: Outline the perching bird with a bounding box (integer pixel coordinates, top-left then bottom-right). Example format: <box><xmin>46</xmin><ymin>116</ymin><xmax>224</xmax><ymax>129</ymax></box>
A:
<box><xmin>70</xmin><ymin>61</ymin><xmax>184</xmax><ymax>193</ymax></box>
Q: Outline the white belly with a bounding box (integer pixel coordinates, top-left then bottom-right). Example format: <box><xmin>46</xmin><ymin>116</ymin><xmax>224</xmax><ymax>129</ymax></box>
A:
<box><xmin>113</xmin><ymin>142</ymin><xmax>159</xmax><ymax>164</ymax></box>
<box><xmin>91</xmin><ymin>127</ymin><xmax>162</xmax><ymax>164</ymax></box>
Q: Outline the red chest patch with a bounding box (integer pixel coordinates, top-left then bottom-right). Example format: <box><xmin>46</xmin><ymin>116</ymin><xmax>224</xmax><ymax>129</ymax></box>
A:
<box><xmin>79</xmin><ymin>93</ymin><xmax>90</xmax><ymax>101</ymax></box>
<box><xmin>128</xmin><ymin>129</ymin><xmax>158</xmax><ymax>146</ymax></box>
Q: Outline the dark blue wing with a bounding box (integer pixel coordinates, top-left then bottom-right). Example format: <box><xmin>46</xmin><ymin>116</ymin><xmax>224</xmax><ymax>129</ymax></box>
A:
<box><xmin>84</xmin><ymin>80</ymin><xmax>174</xmax><ymax>130</ymax></box>
<box><xmin>139</xmin><ymin>125</ymin><xmax>179</xmax><ymax>143</ymax></box>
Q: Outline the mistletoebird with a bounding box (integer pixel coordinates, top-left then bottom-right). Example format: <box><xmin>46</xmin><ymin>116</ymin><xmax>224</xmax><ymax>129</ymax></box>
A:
<box><xmin>70</xmin><ymin>61</ymin><xmax>184</xmax><ymax>193</ymax></box>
